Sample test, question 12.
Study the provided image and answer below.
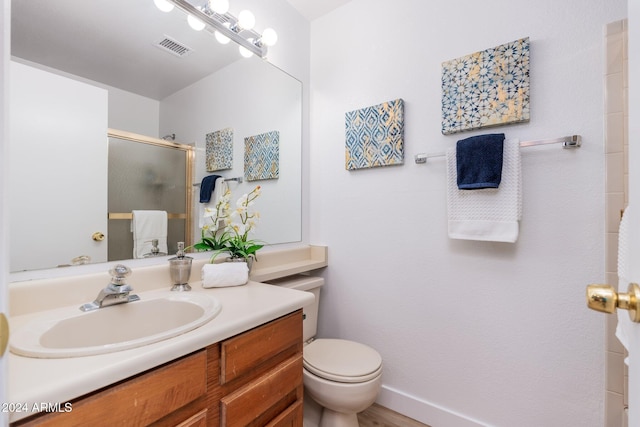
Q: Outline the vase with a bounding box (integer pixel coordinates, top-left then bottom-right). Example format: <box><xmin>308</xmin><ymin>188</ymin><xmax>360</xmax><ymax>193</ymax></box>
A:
<box><xmin>226</xmin><ymin>256</ymin><xmax>253</xmax><ymax>273</ymax></box>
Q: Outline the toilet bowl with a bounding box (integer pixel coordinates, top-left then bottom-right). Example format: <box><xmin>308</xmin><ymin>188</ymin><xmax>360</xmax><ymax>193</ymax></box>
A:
<box><xmin>303</xmin><ymin>338</ymin><xmax>382</xmax><ymax>427</ymax></box>
<box><xmin>266</xmin><ymin>276</ymin><xmax>383</xmax><ymax>427</ymax></box>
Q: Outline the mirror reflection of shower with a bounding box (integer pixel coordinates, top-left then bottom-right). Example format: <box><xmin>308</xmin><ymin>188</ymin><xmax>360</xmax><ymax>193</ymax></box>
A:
<box><xmin>108</xmin><ymin>130</ymin><xmax>193</xmax><ymax>262</ymax></box>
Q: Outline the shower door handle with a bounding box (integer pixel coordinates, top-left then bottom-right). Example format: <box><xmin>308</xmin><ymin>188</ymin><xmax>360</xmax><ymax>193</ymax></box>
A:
<box><xmin>586</xmin><ymin>283</ymin><xmax>640</xmax><ymax>322</ymax></box>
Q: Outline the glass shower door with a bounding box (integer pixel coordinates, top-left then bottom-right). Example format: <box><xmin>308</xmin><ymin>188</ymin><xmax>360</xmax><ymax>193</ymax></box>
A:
<box><xmin>107</xmin><ymin>131</ymin><xmax>192</xmax><ymax>261</ymax></box>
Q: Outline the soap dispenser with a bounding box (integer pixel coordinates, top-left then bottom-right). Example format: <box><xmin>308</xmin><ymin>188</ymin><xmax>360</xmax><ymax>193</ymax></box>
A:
<box><xmin>168</xmin><ymin>242</ymin><xmax>193</xmax><ymax>292</ymax></box>
<box><xmin>143</xmin><ymin>239</ymin><xmax>167</xmax><ymax>257</ymax></box>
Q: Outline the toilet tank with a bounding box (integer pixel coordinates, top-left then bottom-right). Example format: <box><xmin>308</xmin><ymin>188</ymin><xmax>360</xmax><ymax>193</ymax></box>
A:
<box><xmin>266</xmin><ymin>275</ymin><xmax>324</xmax><ymax>343</ymax></box>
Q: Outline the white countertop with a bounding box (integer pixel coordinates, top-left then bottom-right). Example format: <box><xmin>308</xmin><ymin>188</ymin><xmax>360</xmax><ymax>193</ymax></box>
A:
<box><xmin>7</xmin><ymin>281</ymin><xmax>314</xmax><ymax>423</ymax></box>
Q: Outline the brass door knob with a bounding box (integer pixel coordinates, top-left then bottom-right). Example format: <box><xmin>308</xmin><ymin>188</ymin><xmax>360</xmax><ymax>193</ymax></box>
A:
<box><xmin>92</xmin><ymin>232</ymin><xmax>105</xmax><ymax>241</ymax></box>
<box><xmin>586</xmin><ymin>283</ymin><xmax>640</xmax><ymax>323</ymax></box>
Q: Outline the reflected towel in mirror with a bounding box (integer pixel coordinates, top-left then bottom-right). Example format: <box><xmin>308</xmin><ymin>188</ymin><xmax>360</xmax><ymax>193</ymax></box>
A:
<box><xmin>198</xmin><ymin>177</ymin><xmax>229</xmax><ymax>229</ymax></box>
<box><xmin>131</xmin><ymin>210</ymin><xmax>168</xmax><ymax>258</ymax></box>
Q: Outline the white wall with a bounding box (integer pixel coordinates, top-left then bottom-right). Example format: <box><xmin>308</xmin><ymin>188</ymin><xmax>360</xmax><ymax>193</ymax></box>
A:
<box><xmin>309</xmin><ymin>1</ymin><xmax>626</xmax><ymax>426</ymax></box>
<box><xmin>107</xmin><ymin>87</ymin><xmax>159</xmax><ymax>136</ymax></box>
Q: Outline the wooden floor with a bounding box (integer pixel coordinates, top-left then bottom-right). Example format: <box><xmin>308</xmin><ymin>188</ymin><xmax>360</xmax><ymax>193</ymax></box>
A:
<box><xmin>357</xmin><ymin>404</ymin><xmax>430</xmax><ymax>427</ymax></box>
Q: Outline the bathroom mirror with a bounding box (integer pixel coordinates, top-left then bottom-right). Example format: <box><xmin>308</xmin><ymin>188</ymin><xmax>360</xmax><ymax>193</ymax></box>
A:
<box><xmin>9</xmin><ymin>0</ymin><xmax>302</xmax><ymax>273</ymax></box>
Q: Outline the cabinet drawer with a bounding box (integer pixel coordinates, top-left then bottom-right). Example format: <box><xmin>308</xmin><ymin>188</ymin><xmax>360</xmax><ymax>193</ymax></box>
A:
<box><xmin>174</xmin><ymin>409</ymin><xmax>208</xmax><ymax>427</ymax></box>
<box><xmin>220</xmin><ymin>355</ymin><xmax>303</xmax><ymax>427</ymax></box>
<box><xmin>220</xmin><ymin>311</ymin><xmax>302</xmax><ymax>384</ymax></box>
<box><xmin>265</xmin><ymin>400</ymin><xmax>303</xmax><ymax>427</ymax></box>
<box><xmin>16</xmin><ymin>350</ymin><xmax>207</xmax><ymax>427</ymax></box>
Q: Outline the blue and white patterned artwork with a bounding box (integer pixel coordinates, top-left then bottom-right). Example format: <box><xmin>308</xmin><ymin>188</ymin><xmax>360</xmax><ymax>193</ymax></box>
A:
<box><xmin>206</xmin><ymin>127</ymin><xmax>233</xmax><ymax>172</ymax></box>
<box><xmin>244</xmin><ymin>130</ymin><xmax>279</xmax><ymax>181</ymax></box>
<box><xmin>345</xmin><ymin>98</ymin><xmax>404</xmax><ymax>170</ymax></box>
<box><xmin>441</xmin><ymin>37</ymin><xmax>530</xmax><ymax>135</ymax></box>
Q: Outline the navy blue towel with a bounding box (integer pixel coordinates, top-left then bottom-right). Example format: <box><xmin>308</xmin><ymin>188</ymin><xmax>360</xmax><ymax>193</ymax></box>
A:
<box><xmin>199</xmin><ymin>175</ymin><xmax>221</xmax><ymax>203</ymax></box>
<box><xmin>456</xmin><ymin>133</ymin><xmax>505</xmax><ymax>190</ymax></box>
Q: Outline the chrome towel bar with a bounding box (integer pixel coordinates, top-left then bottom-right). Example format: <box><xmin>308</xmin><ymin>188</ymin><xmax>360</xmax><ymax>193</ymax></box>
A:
<box><xmin>414</xmin><ymin>135</ymin><xmax>581</xmax><ymax>164</ymax></box>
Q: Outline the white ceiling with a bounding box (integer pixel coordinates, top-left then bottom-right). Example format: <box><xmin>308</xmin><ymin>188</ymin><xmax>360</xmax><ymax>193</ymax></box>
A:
<box><xmin>11</xmin><ymin>0</ymin><xmax>242</xmax><ymax>100</ymax></box>
<box><xmin>285</xmin><ymin>0</ymin><xmax>353</xmax><ymax>21</ymax></box>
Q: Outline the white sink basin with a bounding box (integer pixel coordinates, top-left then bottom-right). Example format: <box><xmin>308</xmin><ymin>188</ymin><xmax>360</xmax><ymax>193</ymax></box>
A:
<box><xmin>10</xmin><ymin>291</ymin><xmax>222</xmax><ymax>358</ymax></box>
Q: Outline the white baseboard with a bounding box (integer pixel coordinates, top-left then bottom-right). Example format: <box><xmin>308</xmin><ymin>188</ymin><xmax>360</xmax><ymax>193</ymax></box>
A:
<box><xmin>376</xmin><ymin>385</ymin><xmax>491</xmax><ymax>427</ymax></box>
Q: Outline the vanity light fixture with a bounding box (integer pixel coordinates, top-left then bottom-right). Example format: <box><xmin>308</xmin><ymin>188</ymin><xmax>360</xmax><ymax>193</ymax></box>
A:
<box><xmin>158</xmin><ymin>0</ymin><xmax>278</xmax><ymax>58</ymax></box>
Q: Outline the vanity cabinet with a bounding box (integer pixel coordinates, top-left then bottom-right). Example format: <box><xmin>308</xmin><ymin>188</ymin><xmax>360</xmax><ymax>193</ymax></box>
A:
<box><xmin>219</xmin><ymin>309</ymin><xmax>303</xmax><ymax>426</ymax></box>
<box><xmin>12</xmin><ymin>310</ymin><xmax>303</xmax><ymax>427</ymax></box>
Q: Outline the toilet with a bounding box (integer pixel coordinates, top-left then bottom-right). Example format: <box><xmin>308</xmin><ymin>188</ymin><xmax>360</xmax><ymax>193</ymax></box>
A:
<box><xmin>268</xmin><ymin>275</ymin><xmax>383</xmax><ymax>427</ymax></box>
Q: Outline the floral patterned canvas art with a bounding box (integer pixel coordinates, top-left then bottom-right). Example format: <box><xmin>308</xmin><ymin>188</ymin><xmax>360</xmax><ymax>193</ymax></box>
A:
<box><xmin>441</xmin><ymin>37</ymin><xmax>530</xmax><ymax>135</ymax></box>
<box><xmin>345</xmin><ymin>98</ymin><xmax>404</xmax><ymax>170</ymax></box>
<box><xmin>206</xmin><ymin>127</ymin><xmax>233</xmax><ymax>171</ymax></box>
<box><xmin>244</xmin><ymin>130</ymin><xmax>279</xmax><ymax>181</ymax></box>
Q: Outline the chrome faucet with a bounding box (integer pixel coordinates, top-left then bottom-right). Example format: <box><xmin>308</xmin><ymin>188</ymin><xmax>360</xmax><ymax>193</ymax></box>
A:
<box><xmin>80</xmin><ymin>264</ymin><xmax>140</xmax><ymax>312</ymax></box>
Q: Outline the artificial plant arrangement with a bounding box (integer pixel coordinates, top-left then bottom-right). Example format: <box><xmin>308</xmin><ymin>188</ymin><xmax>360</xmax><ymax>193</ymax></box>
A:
<box><xmin>194</xmin><ymin>185</ymin><xmax>264</xmax><ymax>263</ymax></box>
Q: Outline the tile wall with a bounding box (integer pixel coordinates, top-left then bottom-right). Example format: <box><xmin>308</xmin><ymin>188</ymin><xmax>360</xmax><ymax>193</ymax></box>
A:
<box><xmin>604</xmin><ymin>19</ymin><xmax>628</xmax><ymax>427</ymax></box>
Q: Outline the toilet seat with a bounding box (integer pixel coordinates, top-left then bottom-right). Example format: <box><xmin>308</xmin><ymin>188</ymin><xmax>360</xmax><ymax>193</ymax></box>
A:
<box><xmin>303</xmin><ymin>338</ymin><xmax>382</xmax><ymax>383</ymax></box>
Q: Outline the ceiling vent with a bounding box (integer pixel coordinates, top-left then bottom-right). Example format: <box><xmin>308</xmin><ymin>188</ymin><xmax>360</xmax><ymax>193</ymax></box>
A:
<box><xmin>155</xmin><ymin>36</ymin><xmax>193</xmax><ymax>58</ymax></box>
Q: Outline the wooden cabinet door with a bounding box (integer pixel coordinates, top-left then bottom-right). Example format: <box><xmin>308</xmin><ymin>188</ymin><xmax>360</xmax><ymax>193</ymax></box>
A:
<box><xmin>220</xmin><ymin>355</ymin><xmax>303</xmax><ymax>427</ymax></box>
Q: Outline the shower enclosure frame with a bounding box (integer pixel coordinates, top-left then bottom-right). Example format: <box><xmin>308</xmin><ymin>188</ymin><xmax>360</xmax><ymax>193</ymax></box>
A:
<box><xmin>107</xmin><ymin>128</ymin><xmax>195</xmax><ymax>261</ymax></box>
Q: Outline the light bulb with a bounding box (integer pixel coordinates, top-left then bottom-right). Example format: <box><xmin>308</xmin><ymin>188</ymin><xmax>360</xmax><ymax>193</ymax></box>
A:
<box><xmin>214</xmin><ymin>22</ymin><xmax>231</xmax><ymax>44</ymax></box>
<box><xmin>239</xmin><ymin>45</ymin><xmax>254</xmax><ymax>58</ymax></box>
<box><xmin>261</xmin><ymin>28</ymin><xmax>278</xmax><ymax>46</ymax></box>
<box><xmin>188</xmin><ymin>14</ymin><xmax>206</xmax><ymax>31</ymax></box>
<box><xmin>238</xmin><ymin>10</ymin><xmax>255</xmax><ymax>30</ymax></box>
<box><xmin>215</xmin><ymin>30</ymin><xmax>230</xmax><ymax>44</ymax></box>
<box><xmin>208</xmin><ymin>0</ymin><xmax>229</xmax><ymax>14</ymax></box>
<box><xmin>154</xmin><ymin>0</ymin><xmax>174</xmax><ymax>12</ymax></box>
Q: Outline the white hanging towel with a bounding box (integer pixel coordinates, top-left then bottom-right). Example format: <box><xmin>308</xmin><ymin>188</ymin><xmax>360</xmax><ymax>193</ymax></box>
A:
<box><xmin>616</xmin><ymin>205</ymin><xmax>632</xmax><ymax>363</ymax></box>
<box><xmin>198</xmin><ymin>177</ymin><xmax>228</xmax><ymax>229</ymax></box>
<box><xmin>446</xmin><ymin>138</ymin><xmax>522</xmax><ymax>242</ymax></box>
<box><xmin>131</xmin><ymin>210</ymin><xmax>168</xmax><ymax>258</ymax></box>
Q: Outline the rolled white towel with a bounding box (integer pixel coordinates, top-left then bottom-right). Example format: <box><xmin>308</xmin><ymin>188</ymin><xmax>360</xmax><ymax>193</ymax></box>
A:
<box><xmin>201</xmin><ymin>262</ymin><xmax>248</xmax><ymax>288</ymax></box>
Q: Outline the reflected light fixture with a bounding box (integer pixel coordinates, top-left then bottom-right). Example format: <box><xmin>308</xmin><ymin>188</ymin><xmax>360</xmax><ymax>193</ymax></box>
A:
<box><xmin>214</xmin><ymin>22</ymin><xmax>231</xmax><ymax>44</ymax></box>
<box><xmin>154</xmin><ymin>0</ymin><xmax>175</xmax><ymax>12</ymax></box>
<box><xmin>157</xmin><ymin>0</ymin><xmax>277</xmax><ymax>58</ymax></box>
<box><xmin>187</xmin><ymin>14</ymin><xmax>206</xmax><ymax>31</ymax></box>
<box><xmin>238</xmin><ymin>45</ymin><xmax>253</xmax><ymax>58</ymax></box>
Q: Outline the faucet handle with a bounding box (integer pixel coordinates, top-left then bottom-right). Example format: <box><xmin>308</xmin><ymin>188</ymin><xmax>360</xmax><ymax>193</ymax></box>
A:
<box><xmin>109</xmin><ymin>264</ymin><xmax>132</xmax><ymax>286</ymax></box>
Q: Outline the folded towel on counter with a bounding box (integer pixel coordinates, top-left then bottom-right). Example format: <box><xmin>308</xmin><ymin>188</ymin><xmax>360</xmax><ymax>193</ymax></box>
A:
<box><xmin>198</xmin><ymin>177</ymin><xmax>228</xmax><ymax>229</ymax></box>
<box><xmin>616</xmin><ymin>205</ymin><xmax>632</xmax><ymax>363</ymax></box>
<box><xmin>199</xmin><ymin>174</ymin><xmax>222</xmax><ymax>203</ymax></box>
<box><xmin>131</xmin><ymin>210</ymin><xmax>168</xmax><ymax>258</ymax></box>
<box><xmin>446</xmin><ymin>138</ymin><xmax>522</xmax><ymax>242</ymax></box>
<box><xmin>201</xmin><ymin>262</ymin><xmax>248</xmax><ymax>288</ymax></box>
<box><xmin>456</xmin><ymin>133</ymin><xmax>505</xmax><ymax>189</ymax></box>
